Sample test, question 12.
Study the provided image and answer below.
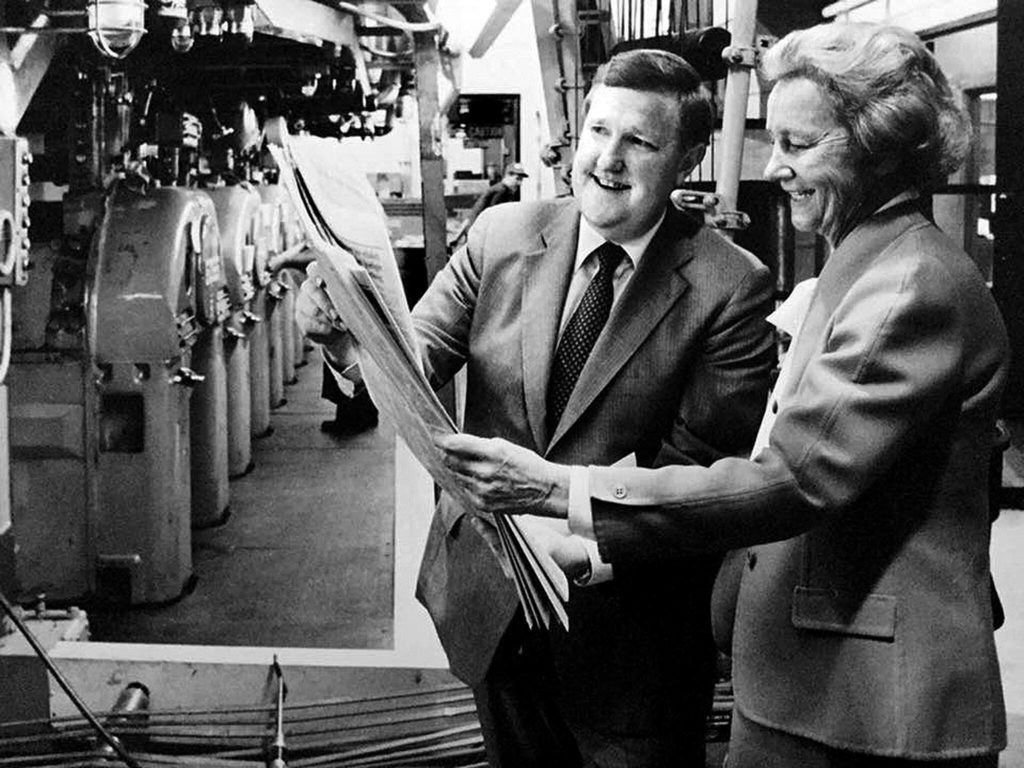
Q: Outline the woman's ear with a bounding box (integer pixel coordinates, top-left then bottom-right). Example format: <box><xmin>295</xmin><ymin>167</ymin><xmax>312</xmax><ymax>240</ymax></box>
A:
<box><xmin>676</xmin><ymin>142</ymin><xmax>707</xmax><ymax>185</ymax></box>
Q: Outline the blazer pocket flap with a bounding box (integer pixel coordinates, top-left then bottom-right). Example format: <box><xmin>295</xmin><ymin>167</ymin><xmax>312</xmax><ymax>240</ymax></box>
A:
<box><xmin>791</xmin><ymin>586</ymin><xmax>896</xmax><ymax>640</ymax></box>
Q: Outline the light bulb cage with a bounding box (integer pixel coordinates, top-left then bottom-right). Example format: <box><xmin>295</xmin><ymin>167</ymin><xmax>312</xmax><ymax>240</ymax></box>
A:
<box><xmin>88</xmin><ymin>0</ymin><xmax>147</xmax><ymax>60</ymax></box>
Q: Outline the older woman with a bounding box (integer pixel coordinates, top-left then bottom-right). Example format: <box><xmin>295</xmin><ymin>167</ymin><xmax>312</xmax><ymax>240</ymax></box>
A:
<box><xmin>437</xmin><ymin>22</ymin><xmax>1008</xmax><ymax>767</ymax></box>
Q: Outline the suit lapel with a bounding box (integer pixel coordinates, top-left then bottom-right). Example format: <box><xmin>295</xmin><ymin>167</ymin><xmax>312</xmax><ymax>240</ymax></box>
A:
<box><xmin>521</xmin><ymin>201</ymin><xmax>580</xmax><ymax>452</ymax></box>
<box><xmin>781</xmin><ymin>203</ymin><xmax>929</xmax><ymax>396</ymax></box>
<box><xmin>546</xmin><ymin>211</ymin><xmax>696</xmax><ymax>453</ymax></box>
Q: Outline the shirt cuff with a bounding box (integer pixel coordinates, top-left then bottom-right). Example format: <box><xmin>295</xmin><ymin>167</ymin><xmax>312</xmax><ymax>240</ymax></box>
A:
<box><xmin>567</xmin><ymin>466</ymin><xmax>613</xmax><ymax>585</ymax></box>
<box><xmin>576</xmin><ymin>536</ymin><xmax>614</xmax><ymax>586</ymax></box>
<box><xmin>567</xmin><ymin>465</ymin><xmax>595</xmax><ymax>538</ymax></box>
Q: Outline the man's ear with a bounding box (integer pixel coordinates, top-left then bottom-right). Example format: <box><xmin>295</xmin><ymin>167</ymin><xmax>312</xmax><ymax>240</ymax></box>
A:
<box><xmin>676</xmin><ymin>142</ymin><xmax>707</xmax><ymax>185</ymax></box>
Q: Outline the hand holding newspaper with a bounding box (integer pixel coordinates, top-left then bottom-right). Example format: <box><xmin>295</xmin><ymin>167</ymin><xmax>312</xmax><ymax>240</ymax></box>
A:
<box><xmin>265</xmin><ymin>119</ymin><xmax>568</xmax><ymax>630</ymax></box>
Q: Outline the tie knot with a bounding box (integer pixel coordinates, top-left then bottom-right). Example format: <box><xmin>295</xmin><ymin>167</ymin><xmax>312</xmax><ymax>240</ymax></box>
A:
<box><xmin>596</xmin><ymin>242</ymin><xmax>626</xmax><ymax>274</ymax></box>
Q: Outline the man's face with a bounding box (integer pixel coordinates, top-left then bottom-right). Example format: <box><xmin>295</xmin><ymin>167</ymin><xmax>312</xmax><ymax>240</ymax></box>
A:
<box><xmin>572</xmin><ymin>85</ymin><xmax>690</xmax><ymax>242</ymax></box>
<box><xmin>764</xmin><ymin>77</ymin><xmax>862</xmax><ymax>243</ymax></box>
<box><xmin>504</xmin><ymin>173</ymin><xmax>523</xmax><ymax>191</ymax></box>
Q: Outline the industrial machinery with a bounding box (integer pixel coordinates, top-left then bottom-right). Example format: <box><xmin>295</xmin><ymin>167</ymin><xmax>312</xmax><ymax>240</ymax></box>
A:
<box><xmin>88</xmin><ymin>184</ymin><xmax>206</xmax><ymax>605</ymax></box>
<box><xmin>206</xmin><ymin>183</ymin><xmax>260</xmax><ymax>478</ymax></box>
<box><xmin>186</xmin><ymin>192</ymin><xmax>231</xmax><ymax>529</ymax></box>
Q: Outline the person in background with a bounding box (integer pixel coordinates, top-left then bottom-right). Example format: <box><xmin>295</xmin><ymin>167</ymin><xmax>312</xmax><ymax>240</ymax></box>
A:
<box><xmin>463</xmin><ymin>161</ymin><xmax>528</xmax><ymax>228</ymax></box>
<box><xmin>297</xmin><ymin>48</ymin><xmax>775</xmax><ymax>767</ymax></box>
<box><xmin>319</xmin><ymin>363</ymin><xmax>378</xmax><ymax>436</ymax></box>
<box><xmin>436</xmin><ymin>22</ymin><xmax>1008</xmax><ymax>767</ymax></box>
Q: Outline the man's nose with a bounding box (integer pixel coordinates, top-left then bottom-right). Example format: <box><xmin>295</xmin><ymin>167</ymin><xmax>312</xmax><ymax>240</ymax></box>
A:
<box><xmin>595</xmin><ymin>139</ymin><xmax>625</xmax><ymax>171</ymax></box>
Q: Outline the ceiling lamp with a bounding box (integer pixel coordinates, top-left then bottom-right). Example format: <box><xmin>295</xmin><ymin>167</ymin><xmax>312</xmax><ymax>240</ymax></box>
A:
<box><xmin>88</xmin><ymin>0</ymin><xmax>147</xmax><ymax>59</ymax></box>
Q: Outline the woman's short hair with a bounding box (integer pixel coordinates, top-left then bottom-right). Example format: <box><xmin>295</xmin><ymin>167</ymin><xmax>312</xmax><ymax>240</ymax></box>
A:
<box><xmin>588</xmin><ymin>49</ymin><xmax>715</xmax><ymax>151</ymax></box>
<box><xmin>761</xmin><ymin>22</ymin><xmax>971</xmax><ymax>190</ymax></box>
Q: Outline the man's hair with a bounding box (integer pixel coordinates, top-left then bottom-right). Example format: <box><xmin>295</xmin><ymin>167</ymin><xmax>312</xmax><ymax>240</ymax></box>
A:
<box><xmin>761</xmin><ymin>22</ymin><xmax>971</xmax><ymax>190</ymax></box>
<box><xmin>586</xmin><ymin>48</ymin><xmax>715</xmax><ymax>151</ymax></box>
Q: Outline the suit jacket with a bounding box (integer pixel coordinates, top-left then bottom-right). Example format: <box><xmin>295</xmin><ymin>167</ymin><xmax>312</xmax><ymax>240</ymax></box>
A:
<box><xmin>586</xmin><ymin>201</ymin><xmax>1008</xmax><ymax>757</ymax></box>
<box><xmin>412</xmin><ymin>197</ymin><xmax>775</xmax><ymax>732</ymax></box>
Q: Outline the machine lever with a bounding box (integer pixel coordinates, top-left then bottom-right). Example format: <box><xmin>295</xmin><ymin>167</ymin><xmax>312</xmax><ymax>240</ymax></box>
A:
<box><xmin>224</xmin><ymin>323</ymin><xmax>248</xmax><ymax>339</ymax></box>
<box><xmin>171</xmin><ymin>367</ymin><xmax>205</xmax><ymax>387</ymax></box>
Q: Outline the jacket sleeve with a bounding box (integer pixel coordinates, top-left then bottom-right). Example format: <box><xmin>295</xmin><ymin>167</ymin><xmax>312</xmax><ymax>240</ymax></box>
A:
<box><xmin>590</xmin><ymin>251</ymin><xmax>966</xmax><ymax>565</ymax></box>
<box><xmin>410</xmin><ymin>208</ymin><xmax>495</xmax><ymax>389</ymax></box>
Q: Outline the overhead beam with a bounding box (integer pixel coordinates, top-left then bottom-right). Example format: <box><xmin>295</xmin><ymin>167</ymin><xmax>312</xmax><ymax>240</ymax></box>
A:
<box><xmin>252</xmin><ymin>0</ymin><xmax>371</xmax><ymax>95</ymax></box>
<box><xmin>0</xmin><ymin>9</ymin><xmax>61</xmax><ymax>134</ymax></box>
<box><xmin>469</xmin><ymin>0</ymin><xmax>524</xmax><ymax>58</ymax></box>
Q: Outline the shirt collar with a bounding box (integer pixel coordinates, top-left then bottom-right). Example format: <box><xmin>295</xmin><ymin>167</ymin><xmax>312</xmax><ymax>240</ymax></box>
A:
<box><xmin>875</xmin><ymin>188</ymin><xmax>919</xmax><ymax>214</ymax></box>
<box><xmin>576</xmin><ymin>210</ymin><xmax>666</xmax><ymax>271</ymax></box>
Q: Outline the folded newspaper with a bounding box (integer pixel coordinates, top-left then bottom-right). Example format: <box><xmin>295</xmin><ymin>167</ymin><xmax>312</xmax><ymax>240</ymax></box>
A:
<box><xmin>265</xmin><ymin>120</ymin><xmax>568</xmax><ymax>631</ymax></box>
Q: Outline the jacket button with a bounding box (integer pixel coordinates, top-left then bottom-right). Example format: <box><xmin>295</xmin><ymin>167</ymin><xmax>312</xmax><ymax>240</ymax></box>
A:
<box><xmin>613</xmin><ymin>484</ymin><xmax>627</xmax><ymax>499</ymax></box>
<box><xmin>747</xmin><ymin>551</ymin><xmax>758</xmax><ymax>570</ymax></box>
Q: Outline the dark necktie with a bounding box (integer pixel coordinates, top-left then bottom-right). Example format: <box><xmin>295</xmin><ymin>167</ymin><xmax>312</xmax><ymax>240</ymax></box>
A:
<box><xmin>546</xmin><ymin>242</ymin><xmax>627</xmax><ymax>430</ymax></box>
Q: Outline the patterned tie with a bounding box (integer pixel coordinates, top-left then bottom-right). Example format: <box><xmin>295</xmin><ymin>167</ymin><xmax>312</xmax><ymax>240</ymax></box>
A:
<box><xmin>546</xmin><ymin>242</ymin><xmax>627</xmax><ymax>431</ymax></box>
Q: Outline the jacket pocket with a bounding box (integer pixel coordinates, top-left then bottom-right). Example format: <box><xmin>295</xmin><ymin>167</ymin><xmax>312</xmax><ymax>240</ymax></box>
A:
<box><xmin>791</xmin><ymin>586</ymin><xmax>896</xmax><ymax>641</ymax></box>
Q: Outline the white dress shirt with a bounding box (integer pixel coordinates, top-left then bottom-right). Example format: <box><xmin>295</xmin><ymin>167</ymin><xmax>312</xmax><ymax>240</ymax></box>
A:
<box><xmin>543</xmin><ymin>213</ymin><xmax>663</xmax><ymax>585</ymax></box>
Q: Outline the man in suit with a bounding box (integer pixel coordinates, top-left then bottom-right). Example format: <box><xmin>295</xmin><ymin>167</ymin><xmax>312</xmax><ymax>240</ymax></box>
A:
<box><xmin>297</xmin><ymin>49</ymin><xmax>774</xmax><ymax>767</ymax></box>
<box><xmin>437</xmin><ymin>24</ymin><xmax>1007</xmax><ymax>767</ymax></box>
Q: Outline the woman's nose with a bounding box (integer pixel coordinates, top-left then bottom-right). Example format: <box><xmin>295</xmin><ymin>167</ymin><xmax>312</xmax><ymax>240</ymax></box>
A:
<box><xmin>763</xmin><ymin>146</ymin><xmax>793</xmax><ymax>182</ymax></box>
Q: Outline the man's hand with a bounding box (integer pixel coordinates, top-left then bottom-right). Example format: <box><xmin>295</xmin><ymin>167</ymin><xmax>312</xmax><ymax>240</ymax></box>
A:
<box><xmin>434</xmin><ymin>433</ymin><xmax>570</xmax><ymax>519</ymax></box>
<box><xmin>517</xmin><ymin>517</ymin><xmax>591</xmax><ymax>582</ymax></box>
<box><xmin>295</xmin><ymin>262</ymin><xmax>358</xmax><ymax>366</ymax></box>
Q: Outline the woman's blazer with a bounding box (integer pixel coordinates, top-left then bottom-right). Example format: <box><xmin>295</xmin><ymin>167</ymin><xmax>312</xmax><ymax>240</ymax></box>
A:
<box><xmin>585</xmin><ymin>201</ymin><xmax>1009</xmax><ymax>758</ymax></box>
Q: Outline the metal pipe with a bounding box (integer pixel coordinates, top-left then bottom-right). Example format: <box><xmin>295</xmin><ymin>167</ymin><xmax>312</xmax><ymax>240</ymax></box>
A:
<box><xmin>714</xmin><ymin>0</ymin><xmax>759</xmax><ymax>238</ymax></box>
<box><xmin>821</xmin><ymin>0</ymin><xmax>877</xmax><ymax>19</ymax></box>
<box><xmin>333</xmin><ymin>2</ymin><xmax>442</xmax><ymax>33</ymax></box>
<box><xmin>0</xmin><ymin>589</ymin><xmax>143</xmax><ymax>768</ymax></box>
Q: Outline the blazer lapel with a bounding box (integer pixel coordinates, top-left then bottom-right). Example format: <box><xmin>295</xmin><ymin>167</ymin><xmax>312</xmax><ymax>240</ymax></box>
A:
<box><xmin>546</xmin><ymin>211</ymin><xmax>696</xmax><ymax>452</ymax></box>
<box><xmin>521</xmin><ymin>202</ymin><xmax>580</xmax><ymax>452</ymax></box>
<box><xmin>781</xmin><ymin>202</ymin><xmax>929</xmax><ymax>394</ymax></box>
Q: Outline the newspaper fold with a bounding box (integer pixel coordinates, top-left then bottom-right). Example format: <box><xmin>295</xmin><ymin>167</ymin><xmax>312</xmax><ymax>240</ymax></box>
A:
<box><xmin>266</xmin><ymin>120</ymin><xmax>568</xmax><ymax>630</ymax></box>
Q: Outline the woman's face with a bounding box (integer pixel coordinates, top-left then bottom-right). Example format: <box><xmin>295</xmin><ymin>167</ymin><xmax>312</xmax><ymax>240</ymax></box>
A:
<box><xmin>763</xmin><ymin>77</ymin><xmax>863</xmax><ymax>243</ymax></box>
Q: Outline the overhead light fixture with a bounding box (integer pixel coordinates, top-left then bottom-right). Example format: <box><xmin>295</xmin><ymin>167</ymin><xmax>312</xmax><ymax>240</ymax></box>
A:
<box><xmin>88</xmin><ymin>0</ymin><xmax>147</xmax><ymax>59</ymax></box>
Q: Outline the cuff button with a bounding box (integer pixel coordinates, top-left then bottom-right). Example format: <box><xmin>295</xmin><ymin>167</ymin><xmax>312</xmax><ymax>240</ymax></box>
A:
<box><xmin>613</xmin><ymin>484</ymin><xmax>627</xmax><ymax>499</ymax></box>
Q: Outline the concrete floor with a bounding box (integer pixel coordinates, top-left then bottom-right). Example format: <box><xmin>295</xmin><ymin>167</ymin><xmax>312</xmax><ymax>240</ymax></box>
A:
<box><xmin>89</xmin><ymin>353</ymin><xmax>398</xmax><ymax>649</ymax></box>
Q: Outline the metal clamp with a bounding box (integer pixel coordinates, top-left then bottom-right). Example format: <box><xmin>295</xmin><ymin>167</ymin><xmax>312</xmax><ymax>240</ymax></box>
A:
<box><xmin>721</xmin><ymin>44</ymin><xmax>758</xmax><ymax>68</ymax></box>
<box><xmin>710</xmin><ymin>211</ymin><xmax>751</xmax><ymax>231</ymax></box>
<box><xmin>670</xmin><ymin>189</ymin><xmax>720</xmax><ymax>214</ymax></box>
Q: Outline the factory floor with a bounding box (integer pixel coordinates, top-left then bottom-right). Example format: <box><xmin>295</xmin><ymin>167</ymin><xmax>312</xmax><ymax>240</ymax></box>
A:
<box><xmin>88</xmin><ymin>351</ymin><xmax>399</xmax><ymax>650</ymax></box>
<box><xmin>84</xmin><ymin>351</ymin><xmax>1024</xmax><ymax>766</ymax></box>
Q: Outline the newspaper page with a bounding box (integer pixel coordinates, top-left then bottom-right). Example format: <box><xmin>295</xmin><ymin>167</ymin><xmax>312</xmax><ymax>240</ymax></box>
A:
<box><xmin>266</xmin><ymin>122</ymin><xmax>568</xmax><ymax>629</ymax></box>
